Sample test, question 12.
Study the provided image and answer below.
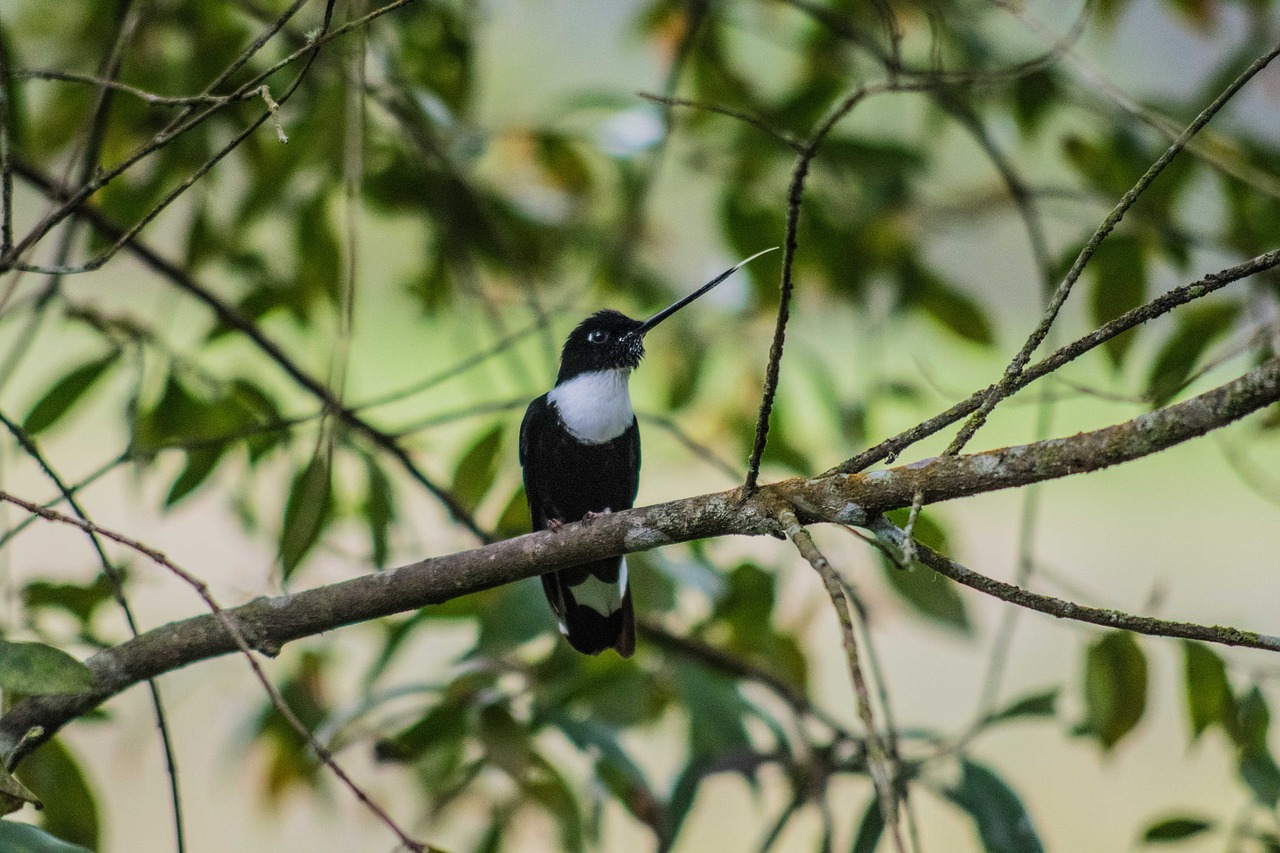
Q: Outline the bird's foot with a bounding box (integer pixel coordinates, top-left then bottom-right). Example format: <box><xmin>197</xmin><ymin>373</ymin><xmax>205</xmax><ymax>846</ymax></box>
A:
<box><xmin>582</xmin><ymin>508</ymin><xmax>613</xmax><ymax>524</ymax></box>
<box><xmin>547</xmin><ymin>518</ymin><xmax>566</xmax><ymax>531</ymax></box>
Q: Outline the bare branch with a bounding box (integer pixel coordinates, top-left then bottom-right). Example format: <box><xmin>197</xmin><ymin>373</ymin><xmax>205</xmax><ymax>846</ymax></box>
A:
<box><xmin>3</xmin><ymin>356</ymin><xmax>1277</xmax><ymax>757</ymax></box>
<box><xmin>0</xmin><ymin>491</ymin><xmax>428</xmax><ymax>852</ymax></box>
<box><xmin>778</xmin><ymin>507</ymin><xmax>905</xmax><ymax>852</ymax></box>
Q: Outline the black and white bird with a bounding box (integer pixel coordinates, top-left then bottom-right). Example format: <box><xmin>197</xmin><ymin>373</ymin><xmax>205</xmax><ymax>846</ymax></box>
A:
<box><xmin>519</xmin><ymin>248</ymin><xmax>775</xmax><ymax>657</ymax></box>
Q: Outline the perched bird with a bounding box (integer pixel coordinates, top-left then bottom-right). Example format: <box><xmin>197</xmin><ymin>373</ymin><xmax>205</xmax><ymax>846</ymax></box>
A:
<box><xmin>520</xmin><ymin>249</ymin><xmax>776</xmax><ymax>656</ymax></box>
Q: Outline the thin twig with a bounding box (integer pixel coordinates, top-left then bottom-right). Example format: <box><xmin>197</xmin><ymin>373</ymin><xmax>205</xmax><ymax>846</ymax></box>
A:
<box><xmin>636</xmin><ymin>93</ymin><xmax>803</xmax><ymax>153</ymax></box>
<box><xmin>942</xmin><ymin>37</ymin><xmax>1280</xmax><ymax>459</ymax></box>
<box><xmin>14</xmin><ymin>68</ymin><xmax>249</xmax><ymax>107</ymax></box>
<box><xmin>870</xmin><ymin>516</ymin><xmax>1280</xmax><ymax>652</ymax></box>
<box><xmin>12</xmin><ymin>159</ymin><xmax>489</xmax><ymax>542</ymax></box>
<box><xmin>0</xmin><ymin>411</ymin><xmax>186</xmax><ymax>851</ymax></box>
<box><xmin>829</xmin><ymin>246</ymin><xmax>1280</xmax><ymax>476</ymax></box>
<box><xmin>0</xmin><ymin>491</ymin><xmax>428</xmax><ymax>853</ymax></box>
<box><xmin>777</xmin><ymin>507</ymin><xmax>905</xmax><ymax>853</ymax></box>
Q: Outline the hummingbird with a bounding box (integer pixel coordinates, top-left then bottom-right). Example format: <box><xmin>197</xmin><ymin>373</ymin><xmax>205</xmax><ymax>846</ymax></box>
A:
<box><xmin>519</xmin><ymin>248</ymin><xmax>776</xmax><ymax>657</ymax></box>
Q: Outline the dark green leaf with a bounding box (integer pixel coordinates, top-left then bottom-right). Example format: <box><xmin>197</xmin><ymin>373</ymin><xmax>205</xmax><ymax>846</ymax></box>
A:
<box><xmin>165</xmin><ymin>445</ymin><xmax>226</xmax><ymax>507</ymax></box>
<box><xmin>879</xmin><ymin>511</ymin><xmax>971</xmax><ymax>634</ymax></box>
<box><xmin>879</xmin><ymin>561</ymin><xmax>971</xmax><ymax>635</ymax></box>
<box><xmin>1146</xmin><ymin>302</ymin><xmax>1241</xmax><ymax>408</ymax></box>
<box><xmin>293</xmin><ymin>192</ymin><xmax>341</xmax><ymax>308</ymax></box>
<box><xmin>362</xmin><ymin>456</ymin><xmax>395</xmax><ymax>568</ymax></box>
<box><xmin>1182</xmin><ymin>641</ymin><xmax>1234</xmax><ymax>741</ymax></box>
<box><xmin>15</xmin><ymin>739</ymin><xmax>98</xmax><ymax>850</ymax></box>
<box><xmin>1141</xmin><ymin>816</ymin><xmax>1213</xmax><ymax>843</ymax></box>
<box><xmin>279</xmin><ymin>456</ymin><xmax>333</xmax><ymax>581</ymax></box>
<box><xmin>23</xmin><ymin>354</ymin><xmax>118</xmax><ymax>435</ymax></box>
<box><xmin>0</xmin><ymin>766</ymin><xmax>41</xmax><ymax>816</ymax></box>
<box><xmin>251</xmin><ymin>651</ymin><xmax>328</xmax><ymax>801</ymax></box>
<box><xmin>375</xmin><ymin>699</ymin><xmax>469</xmax><ymax>764</ymax></box>
<box><xmin>0</xmin><ymin>821</ymin><xmax>93</xmax><ymax>853</ymax></box>
<box><xmin>1234</xmin><ymin>685</ymin><xmax>1271</xmax><ymax>755</ymax></box>
<box><xmin>1240</xmin><ymin>748</ymin><xmax>1280</xmax><ymax>808</ymax></box>
<box><xmin>1077</xmin><ymin>631</ymin><xmax>1147</xmax><ymax>750</ymax></box>
<box><xmin>1011</xmin><ymin>68</ymin><xmax>1059</xmax><ymax>136</ymax></box>
<box><xmin>554</xmin><ymin>716</ymin><xmax>662</xmax><ymax>833</ymax></box>
<box><xmin>674</xmin><ymin>662</ymin><xmax>752</xmax><ymax>758</ymax></box>
<box><xmin>1233</xmin><ymin>686</ymin><xmax>1280</xmax><ymax>806</ymax></box>
<box><xmin>851</xmin><ymin>794</ymin><xmax>886</xmax><ymax>853</ymax></box>
<box><xmin>915</xmin><ymin>271</ymin><xmax>994</xmax><ymax>346</ymax></box>
<box><xmin>943</xmin><ymin>760</ymin><xmax>1044</xmax><ymax>853</ymax></box>
<box><xmin>522</xmin><ymin>753</ymin><xmax>585</xmax><ymax>853</ymax></box>
<box><xmin>494</xmin><ymin>486</ymin><xmax>531</xmax><ymax>539</ymax></box>
<box><xmin>475</xmin><ymin>582</ymin><xmax>551</xmax><ymax>653</ymax></box>
<box><xmin>0</xmin><ymin>642</ymin><xmax>93</xmax><ymax>695</ymax></box>
<box><xmin>478</xmin><ymin>704</ymin><xmax>532</xmax><ymax>778</ymax></box>
<box><xmin>984</xmin><ymin>689</ymin><xmax>1059</xmax><ymax>726</ymax></box>
<box><xmin>450</xmin><ymin>424</ymin><xmax>503</xmax><ymax>515</ymax></box>
<box><xmin>24</xmin><ymin>574</ymin><xmax>118</xmax><ymax>630</ymax></box>
<box><xmin>1087</xmin><ymin>233</ymin><xmax>1148</xmax><ymax>368</ymax></box>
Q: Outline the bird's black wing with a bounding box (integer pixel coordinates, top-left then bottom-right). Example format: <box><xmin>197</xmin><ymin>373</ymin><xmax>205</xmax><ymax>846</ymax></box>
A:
<box><xmin>519</xmin><ymin>393</ymin><xmax>557</xmax><ymax>531</ymax></box>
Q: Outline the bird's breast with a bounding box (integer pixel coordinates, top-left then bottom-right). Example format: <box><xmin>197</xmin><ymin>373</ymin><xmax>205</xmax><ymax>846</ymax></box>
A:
<box><xmin>547</xmin><ymin>369</ymin><xmax>635</xmax><ymax>444</ymax></box>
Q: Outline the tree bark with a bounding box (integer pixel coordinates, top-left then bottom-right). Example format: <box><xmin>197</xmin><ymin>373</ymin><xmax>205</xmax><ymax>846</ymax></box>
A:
<box><xmin>2</xmin><ymin>356</ymin><xmax>1277</xmax><ymax>762</ymax></box>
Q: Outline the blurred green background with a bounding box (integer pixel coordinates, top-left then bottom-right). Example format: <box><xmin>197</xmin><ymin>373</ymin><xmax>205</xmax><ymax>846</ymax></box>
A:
<box><xmin>2</xmin><ymin>0</ymin><xmax>1280</xmax><ymax>851</ymax></box>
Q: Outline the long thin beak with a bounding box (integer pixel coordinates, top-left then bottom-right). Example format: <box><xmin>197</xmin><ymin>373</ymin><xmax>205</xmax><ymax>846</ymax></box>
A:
<box><xmin>631</xmin><ymin>246</ymin><xmax>778</xmax><ymax>337</ymax></box>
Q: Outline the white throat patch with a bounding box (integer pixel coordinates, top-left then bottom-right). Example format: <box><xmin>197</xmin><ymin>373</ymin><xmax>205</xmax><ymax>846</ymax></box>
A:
<box><xmin>549</xmin><ymin>369</ymin><xmax>634</xmax><ymax>444</ymax></box>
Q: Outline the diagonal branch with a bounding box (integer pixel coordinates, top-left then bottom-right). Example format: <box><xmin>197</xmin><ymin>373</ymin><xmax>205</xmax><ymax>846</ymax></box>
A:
<box><xmin>11</xmin><ymin>158</ymin><xmax>488</xmax><ymax>543</ymax></box>
<box><xmin>1</xmin><ymin>356</ymin><xmax>1277</xmax><ymax>760</ymax></box>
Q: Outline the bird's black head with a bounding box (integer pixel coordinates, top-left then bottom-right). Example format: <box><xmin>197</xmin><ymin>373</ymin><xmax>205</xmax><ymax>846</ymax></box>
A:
<box><xmin>556</xmin><ymin>309</ymin><xmax>645</xmax><ymax>383</ymax></box>
<box><xmin>553</xmin><ymin>248</ymin><xmax>779</xmax><ymax>385</ymax></box>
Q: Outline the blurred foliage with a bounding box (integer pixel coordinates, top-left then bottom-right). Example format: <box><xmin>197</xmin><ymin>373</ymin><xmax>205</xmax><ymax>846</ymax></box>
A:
<box><xmin>1</xmin><ymin>0</ymin><xmax>1279</xmax><ymax>850</ymax></box>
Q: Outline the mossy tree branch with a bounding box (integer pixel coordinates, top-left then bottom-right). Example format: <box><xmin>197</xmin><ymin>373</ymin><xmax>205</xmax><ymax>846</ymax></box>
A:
<box><xmin>2</xmin><ymin>356</ymin><xmax>1278</xmax><ymax>764</ymax></box>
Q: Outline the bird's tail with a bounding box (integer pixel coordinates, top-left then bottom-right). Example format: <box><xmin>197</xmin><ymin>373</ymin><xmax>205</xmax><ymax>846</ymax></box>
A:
<box><xmin>541</xmin><ymin>556</ymin><xmax>635</xmax><ymax>657</ymax></box>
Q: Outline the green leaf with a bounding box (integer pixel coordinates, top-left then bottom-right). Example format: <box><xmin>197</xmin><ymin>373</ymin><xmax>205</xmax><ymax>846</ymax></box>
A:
<box><xmin>279</xmin><ymin>455</ymin><xmax>333</xmax><ymax>581</ymax></box>
<box><xmin>879</xmin><ymin>511</ymin><xmax>971</xmax><ymax>634</ymax></box>
<box><xmin>851</xmin><ymin>794</ymin><xmax>886</xmax><ymax>853</ymax></box>
<box><xmin>1234</xmin><ymin>685</ymin><xmax>1271</xmax><ymax>755</ymax></box>
<box><xmin>362</xmin><ymin>456</ymin><xmax>395</xmax><ymax>568</ymax></box>
<box><xmin>1141</xmin><ymin>816</ymin><xmax>1214</xmax><ymax>843</ymax></box>
<box><xmin>1146</xmin><ymin>302</ymin><xmax>1241</xmax><ymax>408</ymax></box>
<box><xmin>23</xmin><ymin>354</ymin><xmax>117</xmax><ymax>435</ymax></box>
<box><xmin>553</xmin><ymin>716</ymin><xmax>661</xmax><ymax>833</ymax></box>
<box><xmin>1077</xmin><ymin>631</ymin><xmax>1148</xmax><ymax>750</ymax></box>
<box><xmin>24</xmin><ymin>574</ymin><xmax>118</xmax><ymax>630</ymax></box>
<box><xmin>165</xmin><ymin>445</ymin><xmax>226</xmax><ymax>507</ymax></box>
<box><xmin>1087</xmin><ymin>233</ymin><xmax>1148</xmax><ymax>368</ymax></box>
<box><xmin>522</xmin><ymin>753</ymin><xmax>585</xmax><ymax>853</ymax></box>
<box><xmin>450</xmin><ymin>424</ymin><xmax>503</xmax><ymax>515</ymax></box>
<box><xmin>0</xmin><ymin>766</ymin><xmax>41</xmax><ymax>815</ymax></box>
<box><xmin>0</xmin><ymin>821</ymin><xmax>93</xmax><ymax>853</ymax></box>
<box><xmin>1182</xmin><ymin>641</ymin><xmax>1234</xmax><ymax>741</ymax></box>
<box><xmin>475</xmin><ymin>582</ymin><xmax>552</xmax><ymax>653</ymax></box>
<box><xmin>477</xmin><ymin>704</ymin><xmax>532</xmax><ymax>778</ymax></box>
<box><xmin>943</xmin><ymin>760</ymin><xmax>1045</xmax><ymax>853</ymax></box>
<box><xmin>674</xmin><ymin>662</ymin><xmax>752</xmax><ymax>758</ymax></box>
<box><xmin>1233</xmin><ymin>686</ymin><xmax>1280</xmax><ymax>807</ymax></box>
<box><xmin>374</xmin><ymin>699</ymin><xmax>469</xmax><ymax>764</ymax></box>
<box><xmin>879</xmin><ymin>560</ymin><xmax>971</xmax><ymax>635</ymax></box>
<box><xmin>1240</xmin><ymin>748</ymin><xmax>1280</xmax><ymax>808</ymax></box>
<box><xmin>494</xmin><ymin>486</ymin><xmax>531</xmax><ymax>539</ymax></box>
<box><xmin>0</xmin><ymin>642</ymin><xmax>92</xmax><ymax>695</ymax></box>
<box><xmin>1011</xmin><ymin>68</ymin><xmax>1059</xmax><ymax>136</ymax></box>
<box><xmin>918</xmin><ymin>276</ymin><xmax>994</xmax><ymax>346</ymax></box>
<box><xmin>900</xmin><ymin>259</ymin><xmax>994</xmax><ymax>346</ymax></box>
<box><xmin>15</xmin><ymin>739</ymin><xmax>98</xmax><ymax>850</ymax></box>
<box><xmin>983</xmin><ymin>689</ymin><xmax>1059</xmax><ymax>726</ymax></box>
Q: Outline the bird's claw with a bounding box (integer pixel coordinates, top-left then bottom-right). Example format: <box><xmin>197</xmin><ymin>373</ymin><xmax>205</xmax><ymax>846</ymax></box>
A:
<box><xmin>547</xmin><ymin>518</ymin><xmax>566</xmax><ymax>531</ymax></box>
<box><xmin>582</xmin><ymin>508</ymin><xmax>612</xmax><ymax>523</ymax></box>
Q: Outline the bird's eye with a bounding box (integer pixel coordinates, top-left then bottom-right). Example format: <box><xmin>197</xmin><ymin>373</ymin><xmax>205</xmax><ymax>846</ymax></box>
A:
<box><xmin>587</xmin><ymin>329</ymin><xmax>610</xmax><ymax>344</ymax></box>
